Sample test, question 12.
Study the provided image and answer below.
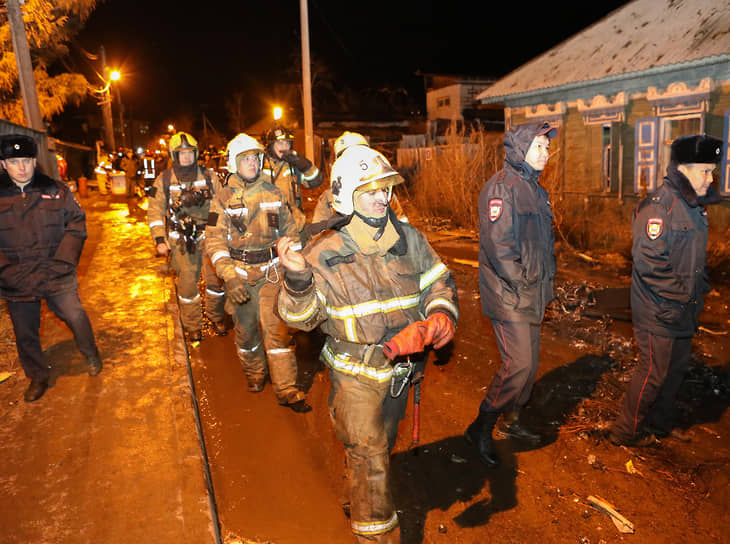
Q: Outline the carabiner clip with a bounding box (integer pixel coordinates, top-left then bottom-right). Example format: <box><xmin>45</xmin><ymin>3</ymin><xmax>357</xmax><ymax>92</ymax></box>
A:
<box><xmin>265</xmin><ymin>259</ymin><xmax>280</xmax><ymax>284</ymax></box>
<box><xmin>390</xmin><ymin>357</ymin><xmax>413</xmax><ymax>398</ymax></box>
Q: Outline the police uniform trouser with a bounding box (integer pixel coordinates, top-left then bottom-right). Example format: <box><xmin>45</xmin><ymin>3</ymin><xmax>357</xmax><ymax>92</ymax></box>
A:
<box><xmin>171</xmin><ymin>240</ymin><xmax>225</xmax><ymax>331</ymax></box>
<box><xmin>7</xmin><ymin>291</ymin><xmax>99</xmax><ymax>381</ymax></box>
<box><xmin>328</xmin><ymin>365</ymin><xmax>402</xmax><ymax>543</ymax></box>
<box><xmin>479</xmin><ymin>320</ymin><xmax>541</xmax><ymax>415</ymax></box>
<box><xmin>231</xmin><ymin>274</ymin><xmax>303</xmax><ymax>404</ymax></box>
<box><xmin>611</xmin><ymin>329</ymin><xmax>692</xmax><ymax>440</ymax></box>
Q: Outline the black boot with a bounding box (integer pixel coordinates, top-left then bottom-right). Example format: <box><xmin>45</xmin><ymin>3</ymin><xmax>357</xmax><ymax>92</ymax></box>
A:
<box><xmin>465</xmin><ymin>411</ymin><xmax>500</xmax><ymax>468</ymax></box>
<box><xmin>495</xmin><ymin>409</ymin><xmax>542</xmax><ymax>444</ymax></box>
<box><xmin>86</xmin><ymin>354</ymin><xmax>103</xmax><ymax>377</ymax></box>
<box><xmin>24</xmin><ymin>379</ymin><xmax>48</xmax><ymax>402</ymax></box>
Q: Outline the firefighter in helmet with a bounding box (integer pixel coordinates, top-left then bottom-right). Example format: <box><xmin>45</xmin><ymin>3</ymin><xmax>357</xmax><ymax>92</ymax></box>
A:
<box><xmin>147</xmin><ymin>132</ymin><xmax>227</xmax><ymax>342</ymax></box>
<box><xmin>277</xmin><ymin>145</ymin><xmax>458</xmax><ymax>542</ymax></box>
<box><xmin>206</xmin><ymin>133</ymin><xmax>310</xmax><ymax>412</ymax></box>
<box><xmin>262</xmin><ymin>125</ymin><xmax>323</xmax><ymax>234</ymax></box>
<box><xmin>310</xmin><ymin>131</ymin><xmax>407</xmax><ymax>229</ymax></box>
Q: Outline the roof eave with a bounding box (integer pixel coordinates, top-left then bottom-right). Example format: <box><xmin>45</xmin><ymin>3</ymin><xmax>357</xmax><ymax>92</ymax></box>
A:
<box><xmin>477</xmin><ymin>54</ymin><xmax>730</xmax><ymax>104</ymax></box>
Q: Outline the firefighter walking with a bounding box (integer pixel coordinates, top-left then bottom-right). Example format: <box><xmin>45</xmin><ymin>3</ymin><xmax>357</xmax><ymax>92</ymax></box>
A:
<box><xmin>206</xmin><ymin>133</ymin><xmax>310</xmax><ymax>412</ymax></box>
<box><xmin>147</xmin><ymin>132</ymin><xmax>226</xmax><ymax>342</ymax></box>
<box><xmin>277</xmin><ymin>146</ymin><xmax>458</xmax><ymax>542</ymax></box>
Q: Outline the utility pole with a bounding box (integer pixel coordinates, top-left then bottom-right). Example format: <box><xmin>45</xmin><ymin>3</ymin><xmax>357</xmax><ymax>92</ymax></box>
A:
<box><xmin>299</xmin><ymin>0</ymin><xmax>314</xmax><ymax>161</ymax></box>
<box><xmin>100</xmin><ymin>46</ymin><xmax>116</xmax><ymax>151</ymax></box>
<box><xmin>6</xmin><ymin>0</ymin><xmax>44</xmax><ymax>131</ymax></box>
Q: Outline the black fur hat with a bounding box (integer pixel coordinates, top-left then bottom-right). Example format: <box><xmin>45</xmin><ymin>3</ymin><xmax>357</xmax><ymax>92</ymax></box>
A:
<box><xmin>0</xmin><ymin>134</ymin><xmax>38</xmax><ymax>159</ymax></box>
<box><xmin>670</xmin><ymin>134</ymin><xmax>722</xmax><ymax>165</ymax></box>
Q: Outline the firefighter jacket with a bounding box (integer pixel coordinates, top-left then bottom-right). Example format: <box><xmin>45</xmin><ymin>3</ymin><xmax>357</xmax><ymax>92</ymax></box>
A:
<box><xmin>147</xmin><ymin>165</ymin><xmax>219</xmax><ymax>251</ymax></box>
<box><xmin>278</xmin><ymin>210</ymin><xmax>459</xmax><ymax>383</ymax></box>
<box><xmin>263</xmin><ymin>154</ymin><xmax>322</xmax><ymax>213</ymax></box>
<box><xmin>206</xmin><ymin>172</ymin><xmax>299</xmax><ymax>285</ymax></box>
<box><xmin>631</xmin><ymin>165</ymin><xmax>715</xmax><ymax>337</ymax></box>
<box><xmin>0</xmin><ymin>170</ymin><xmax>86</xmax><ymax>302</ymax></box>
<box><xmin>478</xmin><ymin>123</ymin><xmax>556</xmax><ymax>324</ymax></box>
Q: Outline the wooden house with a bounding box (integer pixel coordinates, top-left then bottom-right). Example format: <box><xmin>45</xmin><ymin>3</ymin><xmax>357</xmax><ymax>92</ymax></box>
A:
<box><xmin>477</xmin><ymin>0</ymin><xmax>730</xmax><ymax>205</ymax></box>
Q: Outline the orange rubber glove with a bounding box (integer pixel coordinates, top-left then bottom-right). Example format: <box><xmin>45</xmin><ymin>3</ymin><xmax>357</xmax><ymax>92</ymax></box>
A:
<box><xmin>383</xmin><ymin>321</ymin><xmax>427</xmax><ymax>359</ymax></box>
<box><xmin>420</xmin><ymin>312</ymin><xmax>455</xmax><ymax>349</ymax></box>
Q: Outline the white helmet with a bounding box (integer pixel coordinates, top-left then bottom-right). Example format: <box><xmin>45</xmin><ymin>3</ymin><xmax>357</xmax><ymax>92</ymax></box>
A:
<box><xmin>330</xmin><ymin>146</ymin><xmax>403</xmax><ymax>216</ymax></box>
<box><xmin>333</xmin><ymin>131</ymin><xmax>369</xmax><ymax>158</ymax></box>
<box><xmin>226</xmin><ymin>133</ymin><xmax>264</xmax><ymax>173</ymax></box>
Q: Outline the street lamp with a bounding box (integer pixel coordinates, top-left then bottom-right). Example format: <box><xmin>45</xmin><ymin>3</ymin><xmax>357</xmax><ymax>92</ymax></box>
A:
<box><xmin>93</xmin><ymin>66</ymin><xmax>120</xmax><ymax>152</ymax></box>
<box><xmin>273</xmin><ymin>106</ymin><xmax>283</xmax><ymax>121</ymax></box>
<box><xmin>110</xmin><ymin>70</ymin><xmax>126</xmax><ymax>149</ymax></box>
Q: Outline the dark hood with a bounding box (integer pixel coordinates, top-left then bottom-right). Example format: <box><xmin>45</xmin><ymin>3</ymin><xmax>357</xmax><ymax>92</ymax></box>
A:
<box><xmin>504</xmin><ymin>121</ymin><xmax>555</xmax><ymax>171</ymax></box>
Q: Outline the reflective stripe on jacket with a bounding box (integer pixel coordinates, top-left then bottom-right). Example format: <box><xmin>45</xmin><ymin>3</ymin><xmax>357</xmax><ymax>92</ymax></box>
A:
<box><xmin>278</xmin><ymin>218</ymin><xmax>458</xmax><ymax>380</ymax></box>
<box><xmin>206</xmin><ymin>173</ymin><xmax>298</xmax><ymax>285</ymax></box>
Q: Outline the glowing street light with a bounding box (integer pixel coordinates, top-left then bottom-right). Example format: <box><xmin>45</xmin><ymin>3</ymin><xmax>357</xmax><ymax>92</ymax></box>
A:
<box><xmin>273</xmin><ymin>106</ymin><xmax>282</xmax><ymax>121</ymax></box>
<box><xmin>110</xmin><ymin>70</ymin><xmax>121</xmax><ymax>82</ymax></box>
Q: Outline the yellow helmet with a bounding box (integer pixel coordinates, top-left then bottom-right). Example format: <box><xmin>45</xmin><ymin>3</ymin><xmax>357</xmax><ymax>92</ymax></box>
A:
<box><xmin>169</xmin><ymin>132</ymin><xmax>198</xmax><ymax>163</ymax></box>
<box><xmin>333</xmin><ymin>131</ymin><xmax>368</xmax><ymax>158</ymax></box>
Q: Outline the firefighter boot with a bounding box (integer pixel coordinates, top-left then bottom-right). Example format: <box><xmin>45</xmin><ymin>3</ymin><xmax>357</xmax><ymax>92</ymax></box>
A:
<box><xmin>495</xmin><ymin>408</ymin><xmax>542</xmax><ymax>444</ymax></box>
<box><xmin>267</xmin><ymin>349</ymin><xmax>310</xmax><ymax>412</ymax></box>
<box><xmin>465</xmin><ymin>411</ymin><xmax>500</xmax><ymax>468</ymax></box>
<box><xmin>237</xmin><ymin>345</ymin><xmax>267</xmax><ymax>392</ymax></box>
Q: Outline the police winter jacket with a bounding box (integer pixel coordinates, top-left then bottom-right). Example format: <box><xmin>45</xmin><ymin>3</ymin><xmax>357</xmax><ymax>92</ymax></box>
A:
<box><xmin>631</xmin><ymin>165</ymin><xmax>714</xmax><ymax>337</ymax></box>
<box><xmin>206</xmin><ymin>172</ymin><xmax>298</xmax><ymax>285</ymax></box>
<box><xmin>278</xmin><ymin>211</ymin><xmax>458</xmax><ymax>383</ymax></box>
<box><xmin>0</xmin><ymin>170</ymin><xmax>86</xmax><ymax>302</ymax></box>
<box><xmin>478</xmin><ymin>123</ymin><xmax>556</xmax><ymax>323</ymax></box>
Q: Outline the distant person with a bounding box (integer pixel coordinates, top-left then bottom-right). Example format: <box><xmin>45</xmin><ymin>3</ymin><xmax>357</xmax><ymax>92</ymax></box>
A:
<box><xmin>608</xmin><ymin>134</ymin><xmax>723</xmax><ymax>447</ymax></box>
<box><xmin>466</xmin><ymin>121</ymin><xmax>558</xmax><ymax>468</ymax></box>
<box><xmin>0</xmin><ymin>135</ymin><xmax>102</xmax><ymax>402</ymax></box>
<box><xmin>277</xmin><ymin>145</ymin><xmax>458</xmax><ymax>543</ymax></box>
<box><xmin>263</xmin><ymin>125</ymin><xmax>323</xmax><ymax>235</ymax></box>
<box><xmin>120</xmin><ymin>149</ymin><xmax>140</xmax><ymax>197</ymax></box>
<box><xmin>206</xmin><ymin>133</ymin><xmax>310</xmax><ymax>412</ymax></box>
<box><xmin>147</xmin><ymin>132</ymin><xmax>227</xmax><ymax>342</ymax></box>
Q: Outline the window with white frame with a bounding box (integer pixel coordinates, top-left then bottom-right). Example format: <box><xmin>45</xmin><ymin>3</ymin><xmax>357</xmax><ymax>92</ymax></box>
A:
<box><xmin>657</xmin><ymin>115</ymin><xmax>703</xmax><ymax>185</ymax></box>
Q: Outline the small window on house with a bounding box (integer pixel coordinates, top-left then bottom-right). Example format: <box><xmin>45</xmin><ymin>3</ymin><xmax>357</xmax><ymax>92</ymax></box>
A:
<box><xmin>658</xmin><ymin>115</ymin><xmax>702</xmax><ymax>184</ymax></box>
<box><xmin>602</xmin><ymin>124</ymin><xmax>611</xmax><ymax>192</ymax></box>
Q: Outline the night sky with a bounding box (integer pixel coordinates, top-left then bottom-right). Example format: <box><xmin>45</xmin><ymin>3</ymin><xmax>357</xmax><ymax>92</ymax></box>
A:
<box><xmin>73</xmin><ymin>0</ymin><xmax>630</xmax><ymax>132</ymax></box>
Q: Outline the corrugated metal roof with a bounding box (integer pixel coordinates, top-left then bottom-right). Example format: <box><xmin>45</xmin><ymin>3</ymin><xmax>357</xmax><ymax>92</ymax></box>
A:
<box><xmin>478</xmin><ymin>0</ymin><xmax>730</xmax><ymax>102</ymax></box>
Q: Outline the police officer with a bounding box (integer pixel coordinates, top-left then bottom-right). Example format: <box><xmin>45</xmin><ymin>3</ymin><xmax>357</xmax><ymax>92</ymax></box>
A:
<box><xmin>206</xmin><ymin>133</ymin><xmax>310</xmax><ymax>412</ymax></box>
<box><xmin>147</xmin><ymin>132</ymin><xmax>226</xmax><ymax>342</ymax></box>
<box><xmin>262</xmin><ymin>125</ymin><xmax>323</xmax><ymax>234</ymax></box>
<box><xmin>466</xmin><ymin>121</ymin><xmax>557</xmax><ymax>468</ymax></box>
<box><xmin>608</xmin><ymin>134</ymin><xmax>723</xmax><ymax>447</ymax></box>
<box><xmin>0</xmin><ymin>135</ymin><xmax>102</xmax><ymax>402</ymax></box>
<box><xmin>277</xmin><ymin>145</ymin><xmax>458</xmax><ymax>543</ymax></box>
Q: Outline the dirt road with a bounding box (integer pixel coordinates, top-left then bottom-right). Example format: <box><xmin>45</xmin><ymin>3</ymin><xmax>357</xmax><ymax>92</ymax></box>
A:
<box><xmin>193</xmin><ymin>226</ymin><xmax>730</xmax><ymax>544</ymax></box>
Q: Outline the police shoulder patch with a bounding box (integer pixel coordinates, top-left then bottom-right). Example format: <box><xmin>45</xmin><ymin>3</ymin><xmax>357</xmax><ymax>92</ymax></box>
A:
<box><xmin>488</xmin><ymin>198</ymin><xmax>503</xmax><ymax>222</ymax></box>
<box><xmin>646</xmin><ymin>217</ymin><xmax>663</xmax><ymax>240</ymax></box>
